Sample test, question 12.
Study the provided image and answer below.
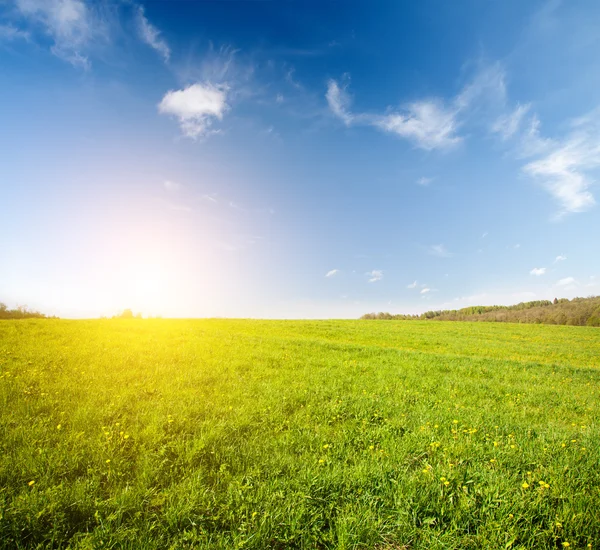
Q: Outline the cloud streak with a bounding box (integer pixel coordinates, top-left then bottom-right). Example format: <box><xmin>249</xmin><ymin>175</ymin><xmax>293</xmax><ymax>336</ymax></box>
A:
<box><xmin>326</xmin><ymin>63</ymin><xmax>507</xmax><ymax>151</ymax></box>
<box><xmin>136</xmin><ymin>5</ymin><xmax>170</xmax><ymax>63</ymax></box>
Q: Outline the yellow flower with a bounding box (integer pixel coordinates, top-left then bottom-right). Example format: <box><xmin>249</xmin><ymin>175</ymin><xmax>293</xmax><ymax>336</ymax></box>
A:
<box><xmin>444</xmin><ymin>481</ymin><xmax>450</xmax><ymax>486</ymax></box>
<box><xmin>56</xmin><ymin>424</ymin><xmax>62</xmax><ymax>430</ymax></box>
<box><xmin>522</xmin><ymin>482</ymin><xmax>529</xmax><ymax>489</ymax></box>
<box><xmin>369</xmin><ymin>445</ymin><xmax>374</xmax><ymax>450</ymax></box>
<box><xmin>106</xmin><ymin>459</ymin><xmax>111</xmax><ymax>464</ymax></box>
<box><xmin>562</xmin><ymin>543</ymin><xmax>570</xmax><ymax>548</ymax></box>
<box><xmin>28</xmin><ymin>480</ymin><xmax>35</xmax><ymax>486</ymax></box>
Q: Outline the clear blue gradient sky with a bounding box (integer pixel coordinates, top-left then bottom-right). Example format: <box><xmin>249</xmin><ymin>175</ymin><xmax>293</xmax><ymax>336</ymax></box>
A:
<box><xmin>1</xmin><ymin>0</ymin><xmax>599</xmax><ymax>318</ymax></box>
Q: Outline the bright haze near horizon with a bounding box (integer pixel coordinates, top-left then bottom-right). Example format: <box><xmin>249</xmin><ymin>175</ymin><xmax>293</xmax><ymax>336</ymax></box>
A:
<box><xmin>1</xmin><ymin>0</ymin><xmax>600</xmax><ymax>319</ymax></box>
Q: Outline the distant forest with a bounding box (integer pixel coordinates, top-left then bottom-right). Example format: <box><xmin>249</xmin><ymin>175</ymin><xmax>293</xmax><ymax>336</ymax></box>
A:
<box><xmin>362</xmin><ymin>296</ymin><xmax>600</xmax><ymax>326</ymax></box>
<box><xmin>0</xmin><ymin>303</ymin><xmax>56</xmax><ymax>319</ymax></box>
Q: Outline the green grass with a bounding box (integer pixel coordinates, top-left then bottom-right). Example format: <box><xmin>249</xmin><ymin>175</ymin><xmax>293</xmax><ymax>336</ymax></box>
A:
<box><xmin>1</xmin><ymin>319</ymin><xmax>599</xmax><ymax>549</ymax></box>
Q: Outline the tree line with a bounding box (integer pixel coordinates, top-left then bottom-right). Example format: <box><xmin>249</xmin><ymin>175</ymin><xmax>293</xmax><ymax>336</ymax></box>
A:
<box><xmin>0</xmin><ymin>303</ymin><xmax>57</xmax><ymax>319</ymax></box>
<box><xmin>361</xmin><ymin>296</ymin><xmax>600</xmax><ymax>326</ymax></box>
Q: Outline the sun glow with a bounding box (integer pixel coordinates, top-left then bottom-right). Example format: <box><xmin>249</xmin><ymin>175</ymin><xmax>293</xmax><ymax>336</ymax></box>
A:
<box><xmin>124</xmin><ymin>264</ymin><xmax>170</xmax><ymax>317</ymax></box>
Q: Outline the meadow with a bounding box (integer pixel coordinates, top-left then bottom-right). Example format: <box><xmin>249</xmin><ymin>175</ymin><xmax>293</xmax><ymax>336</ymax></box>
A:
<box><xmin>1</xmin><ymin>319</ymin><xmax>599</xmax><ymax>549</ymax></box>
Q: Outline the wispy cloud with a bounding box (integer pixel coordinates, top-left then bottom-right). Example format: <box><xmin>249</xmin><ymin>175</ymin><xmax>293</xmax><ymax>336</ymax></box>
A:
<box><xmin>325</xmin><ymin>78</ymin><xmax>353</xmax><ymax>125</ymax></box>
<box><xmin>557</xmin><ymin>276</ymin><xmax>576</xmax><ymax>286</ymax></box>
<box><xmin>0</xmin><ymin>24</ymin><xmax>30</xmax><ymax>41</ymax></box>
<box><xmin>407</xmin><ymin>280</ymin><xmax>418</xmax><ymax>289</ymax></box>
<box><xmin>13</xmin><ymin>0</ymin><xmax>101</xmax><ymax>69</ymax></box>
<box><xmin>136</xmin><ymin>5</ymin><xmax>170</xmax><ymax>63</ymax></box>
<box><xmin>371</xmin><ymin>100</ymin><xmax>461</xmax><ymax>150</ymax></box>
<box><xmin>420</xmin><ymin>287</ymin><xmax>431</xmax><ymax>294</ymax></box>
<box><xmin>492</xmin><ymin>103</ymin><xmax>530</xmax><ymax>140</ymax></box>
<box><xmin>427</xmin><ymin>244</ymin><xmax>453</xmax><ymax>258</ymax></box>
<box><xmin>417</xmin><ymin>176</ymin><xmax>433</xmax><ymax>186</ymax></box>
<box><xmin>481</xmin><ymin>232</ymin><xmax>488</xmax><ymax>239</ymax></box>
<box><xmin>554</xmin><ymin>255</ymin><xmax>567</xmax><ymax>262</ymax></box>
<box><xmin>164</xmin><ymin>180</ymin><xmax>181</xmax><ymax>191</ymax></box>
<box><xmin>158</xmin><ymin>83</ymin><xmax>229</xmax><ymax>139</ymax></box>
<box><xmin>522</xmin><ymin>112</ymin><xmax>599</xmax><ymax>214</ymax></box>
<box><xmin>326</xmin><ymin>77</ymin><xmax>461</xmax><ymax>150</ymax></box>
<box><xmin>200</xmin><ymin>193</ymin><xmax>218</xmax><ymax>203</ymax></box>
<box><xmin>367</xmin><ymin>270</ymin><xmax>383</xmax><ymax>283</ymax></box>
<box><xmin>529</xmin><ymin>267</ymin><xmax>546</xmax><ymax>276</ymax></box>
<box><xmin>496</xmin><ymin>100</ymin><xmax>599</xmax><ymax>214</ymax></box>
<box><xmin>325</xmin><ymin>269</ymin><xmax>339</xmax><ymax>278</ymax></box>
<box><xmin>326</xmin><ymin>63</ymin><xmax>509</xmax><ymax>150</ymax></box>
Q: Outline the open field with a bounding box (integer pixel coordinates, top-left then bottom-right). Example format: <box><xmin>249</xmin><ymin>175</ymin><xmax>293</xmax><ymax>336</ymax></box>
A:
<box><xmin>1</xmin><ymin>320</ymin><xmax>600</xmax><ymax>549</ymax></box>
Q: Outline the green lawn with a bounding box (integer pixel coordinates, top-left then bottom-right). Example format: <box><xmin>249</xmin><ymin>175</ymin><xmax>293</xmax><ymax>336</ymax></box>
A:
<box><xmin>1</xmin><ymin>319</ymin><xmax>599</xmax><ymax>549</ymax></box>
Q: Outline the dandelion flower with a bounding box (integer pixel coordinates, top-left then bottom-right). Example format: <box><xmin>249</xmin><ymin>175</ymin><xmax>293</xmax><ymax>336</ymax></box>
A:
<box><xmin>522</xmin><ymin>482</ymin><xmax>529</xmax><ymax>489</ymax></box>
<box><xmin>28</xmin><ymin>480</ymin><xmax>35</xmax><ymax>486</ymax></box>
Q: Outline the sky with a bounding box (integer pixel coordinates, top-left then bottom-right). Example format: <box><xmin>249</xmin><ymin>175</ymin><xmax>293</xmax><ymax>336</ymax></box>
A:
<box><xmin>1</xmin><ymin>0</ymin><xmax>600</xmax><ymax>319</ymax></box>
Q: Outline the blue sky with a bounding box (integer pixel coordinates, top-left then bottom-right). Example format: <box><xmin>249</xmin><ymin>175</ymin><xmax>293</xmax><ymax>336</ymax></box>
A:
<box><xmin>1</xmin><ymin>0</ymin><xmax>600</xmax><ymax>318</ymax></box>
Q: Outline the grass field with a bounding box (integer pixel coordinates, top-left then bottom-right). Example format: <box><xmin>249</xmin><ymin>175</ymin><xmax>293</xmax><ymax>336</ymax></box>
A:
<box><xmin>1</xmin><ymin>319</ymin><xmax>600</xmax><ymax>549</ymax></box>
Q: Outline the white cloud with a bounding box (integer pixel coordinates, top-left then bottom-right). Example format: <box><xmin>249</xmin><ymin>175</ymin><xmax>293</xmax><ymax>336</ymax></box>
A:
<box><xmin>481</xmin><ymin>232</ymin><xmax>488</xmax><ymax>238</ymax></box>
<box><xmin>367</xmin><ymin>270</ymin><xmax>383</xmax><ymax>283</ymax></box>
<box><xmin>0</xmin><ymin>24</ymin><xmax>30</xmax><ymax>41</ymax></box>
<box><xmin>529</xmin><ymin>267</ymin><xmax>546</xmax><ymax>276</ymax></box>
<box><xmin>326</xmin><ymin>64</ymin><xmax>509</xmax><ymax>151</ymax></box>
<box><xmin>417</xmin><ymin>176</ymin><xmax>433</xmax><ymax>186</ymax></box>
<box><xmin>158</xmin><ymin>83</ymin><xmax>229</xmax><ymax>139</ymax></box>
<box><xmin>14</xmin><ymin>0</ymin><xmax>97</xmax><ymax>68</ymax></box>
<box><xmin>492</xmin><ymin>103</ymin><xmax>530</xmax><ymax>140</ymax></box>
<box><xmin>200</xmin><ymin>194</ymin><xmax>218</xmax><ymax>203</ymax></box>
<box><xmin>325</xmin><ymin>269</ymin><xmax>339</xmax><ymax>278</ymax></box>
<box><xmin>454</xmin><ymin>62</ymin><xmax>507</xmax><ymax>112</ymax></box>
<box><xmin>557</xmin><ymin>276</ymin><xmax>576</xmax><ymax>286</ymax></box>
<box><xmin>523</xmin><ymin>133</ymin><xmax>597</xmax><ymax>214</ymax></box>
<box><xmin>554</xmin><ymin>255</ymin><xmax>567</xmax><ymax>262</ymax></box>
<box><xmin>372</xmin><ymin>100</ymin><xmax>461</xmax><ymax>150</ymax></box>
<box><xmin>275</xmin><ymin>93</ymin><xmax>284</xmax><ymax>104</ymax></box>
<box><xmin>325</xmin><ymin>79</ymin><xmax>353</xmax><ymax>125</ymax></box>
<box><xmin>420</xmin><ymin>288</ymin><xmax>431</xmax><ymax>294</ymax></box>
<box><xmin>506</xmin><ymin>108</ymin><xmax>600</xmax><ymax>215</ymax></box>
<box><xmin>164</xmin><ymin>180</ymin><xmax>180</xmax><ymax>191</ymax></box>
<box><xmin>427</xmin><ymin>244</ymin><xmax>453</xmax><ymax>258</ymax></box>
<box><xmin>326</xmin><ymin>81</ymin><xmax>460</xmax><ymax>150</ymax></box>
<box><xmin>136</xmin><ymin>5</ymin><xmax>170</xmax><ymax>63</ymax></box>
<box><xmin>407</xmin><ymin>280</ymin><xmax>418</xmax><ymax>289</ymax></box>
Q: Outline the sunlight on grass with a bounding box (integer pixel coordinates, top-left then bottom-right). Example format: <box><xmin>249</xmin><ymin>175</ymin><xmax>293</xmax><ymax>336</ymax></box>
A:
<box><xmin>0</xmin><ymin>319</ymin><xmax>599</xmax><ymax>548</ymax></box>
